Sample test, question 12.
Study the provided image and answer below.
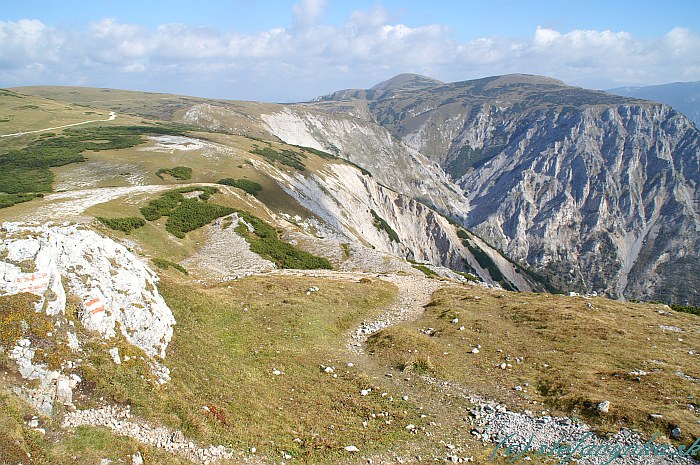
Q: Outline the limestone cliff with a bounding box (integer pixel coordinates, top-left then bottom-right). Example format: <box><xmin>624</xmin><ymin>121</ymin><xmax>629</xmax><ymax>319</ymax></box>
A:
<box><xmin>304</xmin><ymin>74</ymin><xmax>700</xmax><ymax>304</ymax></box>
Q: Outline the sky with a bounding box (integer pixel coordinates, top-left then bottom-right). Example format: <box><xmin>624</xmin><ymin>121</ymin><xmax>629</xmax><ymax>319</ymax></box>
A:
<box><xmin>1</xmin><ymin>0</ymin><xmax>700</xmax><ymax>102</ymax></box>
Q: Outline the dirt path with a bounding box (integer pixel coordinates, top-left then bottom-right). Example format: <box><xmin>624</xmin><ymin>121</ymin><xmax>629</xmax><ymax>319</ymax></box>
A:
<box><xmin>350</xmin><ymin>274</ymin><xmax>446</xmax><ymax>352</ymax></box>
<box><xmin>0</xmin><ymin>111</ymin><xmax>116</xmax><ymax>138</ymax></box>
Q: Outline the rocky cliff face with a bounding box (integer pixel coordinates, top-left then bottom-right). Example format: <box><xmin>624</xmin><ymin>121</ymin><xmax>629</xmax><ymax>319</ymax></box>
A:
<box><xmin>257</xmin><ymin>160</ymin><xmax>547</xmax><ymax>291</ymax></box>
<box><xmin>182</xmin><ymin>102</ymin><xmax>471</xmax><ymax>223</ymax></box>
<box><xmin>296</xmin><ymin>74</ymin><xmax>700</xmax><ymax>304</ymax></box>
<box><xmin>456</xmin><ymin>103</ymin><xmax>700</xmax><ymax>303</ymax></box>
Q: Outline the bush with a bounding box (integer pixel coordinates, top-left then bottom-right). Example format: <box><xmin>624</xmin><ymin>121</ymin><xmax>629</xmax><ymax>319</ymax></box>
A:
<box><xmin>412</xmin><ymin>264</ymin><xmax>439</xmax><ymax>277</ymax></box>
<box><xmin>455</xmin><ymin>271</ymin><xmax>479</xmax><ymax>282</ymax></box>
<box><xmin>0</xmin><ymin>193</ymin><xmax>40</xmax><ymax>209</ymax></box>
<box><xmin>250</xmin><ymin>145</ymin><xmax>306</xmax><ymax>171</ymax></box>
<box><xmin>140</xmin><ymin>191</ymin><xmax>183</xmax><ymax>221</ymax></box>
<box><xmin>140</xmin><ymin>187</ymin><xmax>234</xmax><ymax>238</ymax></box>
<box><xmin>456</xmin><ymin>229</ymin><xmax>470</xmax><ymax>240</ymax></box>
<box><xmin>151</xmin><ymin>258</ymin><xmax>188</xmax><ymax>275</ymax></box>
<box><xmin>370</xmin><ymin>209</ymin><xmax>400</xmax><ymax>243</ymax></box>
<box><xmin>217</xmin><ymin>178</ymin><xmax>263</xmax><ymax>196</ymax></box>
<box><xmin>0</xmin><ymin>125</ymin><xmax>190</xmax><ymax>195</ymax></box>
<box><xmin>670</xmin><ymin>303</ymin><xmax>700</xmax><ymax>316</ymax></box>
<box><xmin>290</xmin><ymin>144</ymin><xmax>338</xmax><ymax>160</ymax></box>
<box><xmin>463</xmin><ymin>239</ymin><xmax>516</xmax><ymax>291</ymax></box>
<box><xmin>165</xmin><ymin>200</ymin><xmax>235</xmax><ymax>239</ymax></box>
<box><xmin>156</xmin><ymin>166</ymin><xmax>192</xmax><ymax>180</ymax></box>
<box><xmin>96</xmin><ymin>216</ymin><xmax>146</xmax><ymax>234</ymax></box>
<box><xmin>234</xmin><ymin>211</ymin><xmax>332</xmax><ymax>270</ymax></box>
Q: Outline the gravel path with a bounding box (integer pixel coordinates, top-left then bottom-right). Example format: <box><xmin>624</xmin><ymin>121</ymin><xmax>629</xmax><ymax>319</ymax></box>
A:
<box><xmin>62</xmin><ymin>405</ymin><xmax>263</xmax><ymax>464</ymax></box>
<box><xmin>351</xmin><ymin>274</ymin><xmax>447</xmax><ymax>352</ymax></box>
<box><xmin>1</xmin><ymin>111</ymin><xmax>116</xmax><ymax>138</ymax></box>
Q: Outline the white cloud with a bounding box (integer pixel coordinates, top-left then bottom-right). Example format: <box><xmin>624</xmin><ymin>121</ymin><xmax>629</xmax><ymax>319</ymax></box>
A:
<box><xmin>1</xmin><ymin>4</ymin><xmax>699</xmax><ymax>101</ymax></box>
<box><xmin>293</xmin><ymin>0</ymin><xmax>326</xmax><ymax>30</ymax></box>
<box><xmin>0</xmin><ymin>19</ymin><xmax>65</xmax><ymax>65</ymax></box>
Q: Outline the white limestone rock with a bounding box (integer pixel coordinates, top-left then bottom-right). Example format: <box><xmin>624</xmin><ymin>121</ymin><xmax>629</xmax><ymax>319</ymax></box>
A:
<box><xmin>1</xmin><ymin>223</ymin><xmax>175</xmax><ymax>358</ymax></box>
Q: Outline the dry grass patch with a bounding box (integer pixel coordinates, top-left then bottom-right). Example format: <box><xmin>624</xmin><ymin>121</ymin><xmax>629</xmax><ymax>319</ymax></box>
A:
<box><xmin>367</xmin><ymin>286</ymin><xmax>700</xmax><ymax>442</ymax></box>
<box><xmin>75</xmin><ymin>274</ymin><xmax>433</xmax><ymax>463</ymax></box>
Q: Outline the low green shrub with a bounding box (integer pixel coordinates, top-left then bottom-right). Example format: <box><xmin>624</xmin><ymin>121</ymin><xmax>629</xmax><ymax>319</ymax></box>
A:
<box><xmin>140</xmin><ymin>187</ymin><xmax>234</xmax><ymax>238</ymax></box>
<box><xmin>165</xmin><ymin>200</ymin><xmax>235</xmax><ymax>239</ymax></box>
<box><xmin>96</xmin><ymin>216</ymin><xmax>146</xmax><ymax>234</ymax></box>
<box><xmin>0</xmin><ymin>125</ymin><xmax>190</xmax><ymax>195</ymax></box>
<box><xmin>250</xmin><ymin>145</ymin><xmax>306</xmax><ymax>171</ymax></box>
<box><xmin>670</xmin><ymin>303</ymin><xmax>700</xmax><ymax>316</ymax></box>
<box><xmin>463</xmin><ymin>239</ymin><xmax>516</xmax><ymax>291</ymax></box>
<box><xmin>217</xmin><ymin>178</ymin><xmax>262</xmax><ymax>196</ymax></box>
<box><xmin>412</xmin><ymin>264</ymin><xmax>439</xmax><ymax>277</ymax></box>
<box><xmin>155</xmin><ymin>166</ymin><xmax>192</xmax><ymax>180</ymax></box>
<box><xmin>370</xmin><ymin>209</ymin><xmax>400</xmax><ymax>243</ymax></box>
<box><xmin>0</xmin><ymin>193</ymin><xmax>41</xmax><ymax>209</ymax></box>
<box><xmin>456</xmin><ymin>229</ymin><xmax>470</xmax><ymax>240</ymax></box>
<box><xmin>151</xmin><ymin>258</ymin><xmax>188</xmax><ymax>275</ymax></box>
<box><xmin>234</xmin><ymin>211</ymin><xmax>332</xmax><ymax>269</ymax></box>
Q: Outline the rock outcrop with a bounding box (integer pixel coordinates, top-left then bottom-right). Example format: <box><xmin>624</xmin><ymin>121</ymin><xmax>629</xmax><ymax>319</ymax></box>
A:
<box><xmin>0</xmin><ymin>223</ymin><xmax>176</xmax><ymax>415</ymax></box>
<box><xmin>0</xmin><ymin>223</ymin><xmax>175</xmax><ymax>358</ymax></box>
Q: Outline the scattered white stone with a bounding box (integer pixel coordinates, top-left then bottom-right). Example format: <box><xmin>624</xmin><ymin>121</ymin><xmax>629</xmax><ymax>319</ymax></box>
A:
<box><xmin>672</xmin><ymin>427</ymin><xmax>682</xmax><ymax>438</ymax></box>
<box><xmin>109</xmin><ymin>347</ymin><xmax>121</xmax><ymax>365</ymax></box>
<box><xmin>471</xmin><ymin>347</ymin><xmax>480</xmax><ymax>354</ymax></box>
<box><xmin>405</xmin><ymin>424</ymin><xmax>416</xmax><ymax>431</ymax></box>
<box><xmin>597</xmin><ymin>400</ymin><xmax>610</xmax><ymax>413</ymax></box>
<box><xmin>67</xmin><ymin>332</ymin><xmax>80</xmax><ymax>351</ymax></box>
<box><xmin>451</xmin><ymin>318</ymin><xmax>459</xmax><ymax>324</ymax></box>
<box><xmin>63</xmin><ymin>405</ymin><xmax>234</xmax><ymax>462</ymax></box>
<box><xmin>56</xmin><ymin>375</ymin><xmax>73</xmax><ymax>404</ymax></box>
<box><xmin>347</xmin><ymin>362</ymin><xmax>354</xmax><ymax>367</ymax></box>
<box><xmin>132</xmin><ymin>452</ymin><xmax>144</xmax><ymax>465</ymax></box>
<box><xmin>345</xmin><ymin>445</ymin><xmax>359</xmax><ymax>452</ymax></box>
<box><xmin>306</xmin><ymin>286</ymin><xmax>320</xmax><ymax>296</ymax></box>
<box><xmin>272</xmin><ymin>369</ymin><xmax>282</xmax><ymax>376</ymax></box>
<box><xmin>361</xmin><ymin>389</ymin><xmax>371</xmax><ymax>396</ymax></box>
<box><xmin>402</xmin><ymin>396</ymin><xmax>409</xmax><ymax>401</ymax></box>
<box><xmin>499</xmin><ymin>363</ymin><xmax>507</xmax><ymax>369</ymax></box>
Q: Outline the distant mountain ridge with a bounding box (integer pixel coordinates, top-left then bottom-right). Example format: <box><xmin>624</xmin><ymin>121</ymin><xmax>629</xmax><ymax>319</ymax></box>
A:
<box><xmin>607</xmin><ymin>81</ymin><xmax>700</xmax><ymax>125</ymax></box>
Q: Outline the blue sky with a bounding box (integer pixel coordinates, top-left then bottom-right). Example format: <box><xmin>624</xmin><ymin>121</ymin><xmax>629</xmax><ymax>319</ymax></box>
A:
<box><xmin>2</xmin><ymin>0</ymin><xmax>700</xmax><ymax>101</ymax></box>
